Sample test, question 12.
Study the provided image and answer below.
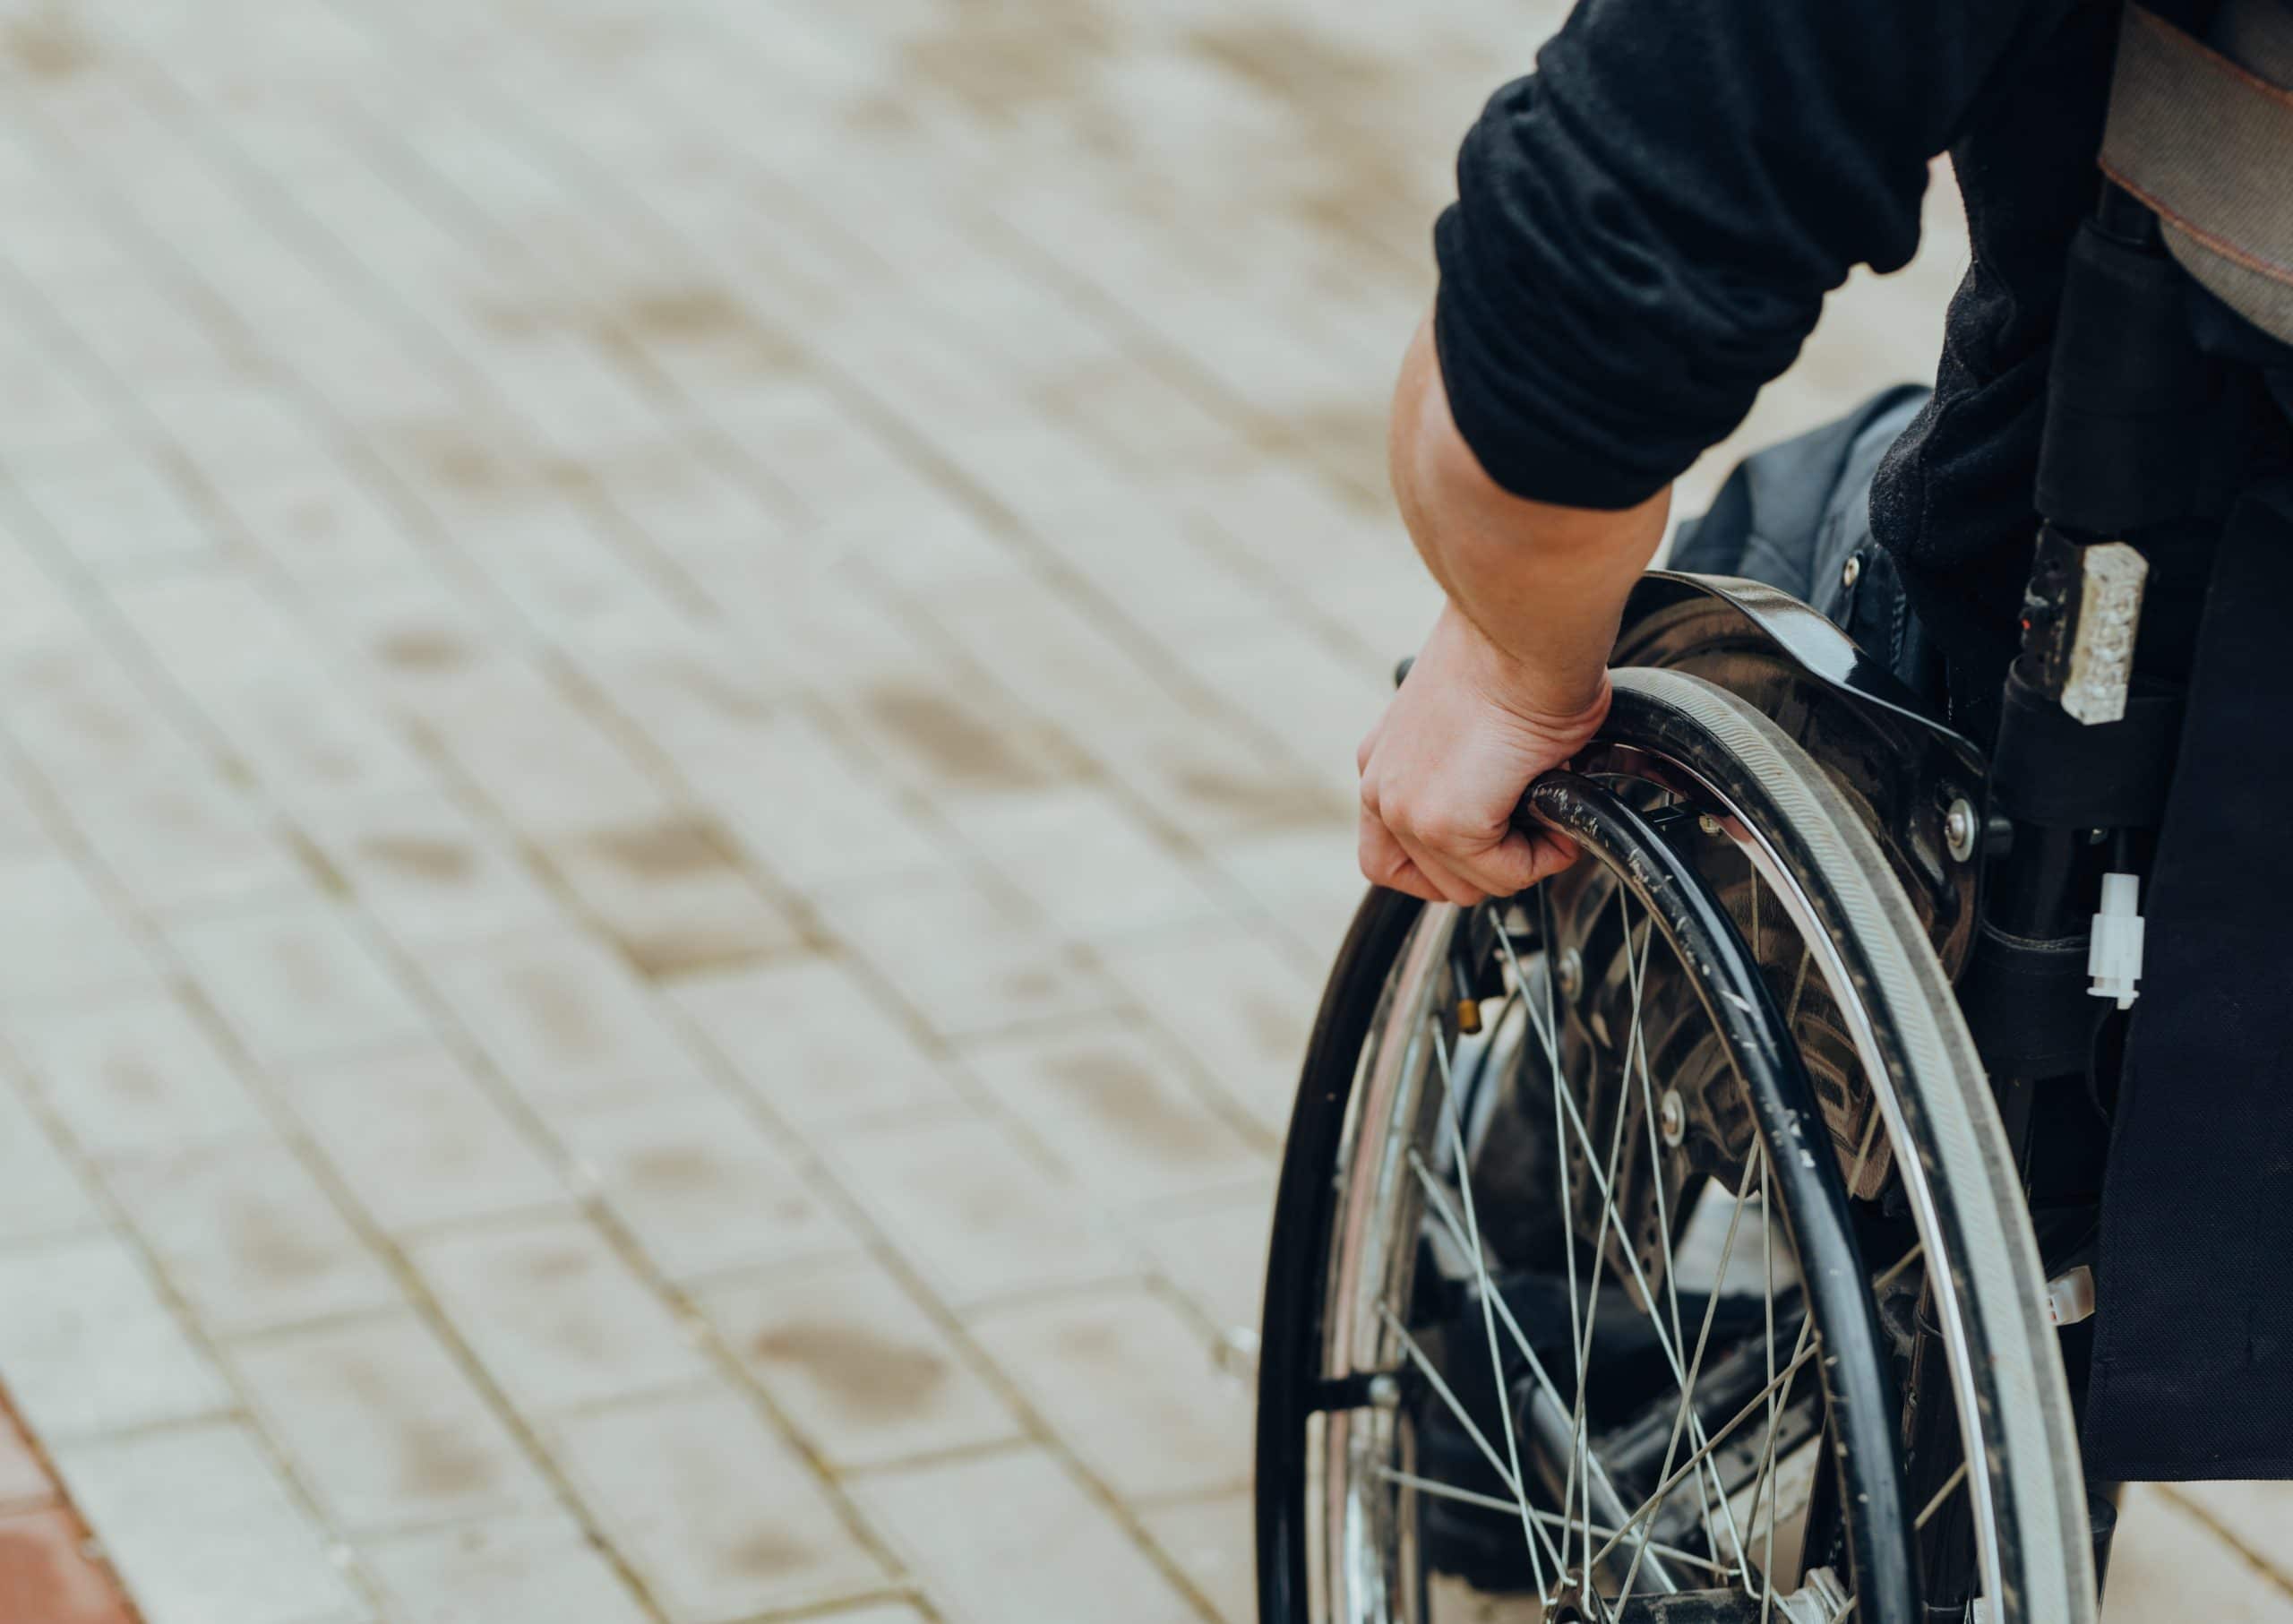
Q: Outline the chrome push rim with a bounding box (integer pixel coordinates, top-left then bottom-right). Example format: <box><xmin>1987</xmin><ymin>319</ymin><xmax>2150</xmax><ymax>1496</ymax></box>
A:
<box><xmin>1309</xmin><ymin>774</ymin><xmax>1982</xmax><ymax>1623</ymax></box>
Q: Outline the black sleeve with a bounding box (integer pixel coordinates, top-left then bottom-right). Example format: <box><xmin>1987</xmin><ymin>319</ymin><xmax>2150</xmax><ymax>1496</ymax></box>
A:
<box><xmin>1433</xmin><ymin>0</ymin><xmax>2050</xmax><ymax>509</ymax></box>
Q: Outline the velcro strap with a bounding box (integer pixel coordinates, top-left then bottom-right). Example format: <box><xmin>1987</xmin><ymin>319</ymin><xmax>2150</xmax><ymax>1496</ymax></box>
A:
<box><xmin>2100</xmin><ymin>1</ymin><xmax>2293</xmax><ymax>347</ymax></box>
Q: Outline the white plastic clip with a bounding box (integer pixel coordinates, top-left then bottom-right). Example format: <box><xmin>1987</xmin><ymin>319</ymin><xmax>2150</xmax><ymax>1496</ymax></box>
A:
<box><xmin>2088</xmin><ymin>872</ymin><xmax>2144</xmax><ymax>1010</ymax></box>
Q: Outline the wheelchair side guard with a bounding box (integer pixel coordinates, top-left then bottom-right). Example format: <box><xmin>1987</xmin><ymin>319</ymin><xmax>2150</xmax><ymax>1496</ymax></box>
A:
<box><xmin>1610</xmin><ymin>571</ymin><xmax>1988</xmax><ymax>973</ymax></box>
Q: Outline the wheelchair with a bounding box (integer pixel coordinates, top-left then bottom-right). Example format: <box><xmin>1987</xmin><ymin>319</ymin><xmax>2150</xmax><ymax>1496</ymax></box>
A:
<box><xmin>1249</xmin><ymin>190</ymin><xmax>2236</xmax><ymax>1624</ymax></box>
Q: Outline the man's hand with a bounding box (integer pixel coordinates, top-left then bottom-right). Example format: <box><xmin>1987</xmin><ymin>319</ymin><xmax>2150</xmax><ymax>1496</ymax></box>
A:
<box><xmin>1357</xmin><ymin>603</ymin><xmax>1605</xmax><ymax>904</ymax></box>
<box><xmin>1359</xmin><ymin>311</ymin><xmax>1670</xmax><ymax>902</ymax></box>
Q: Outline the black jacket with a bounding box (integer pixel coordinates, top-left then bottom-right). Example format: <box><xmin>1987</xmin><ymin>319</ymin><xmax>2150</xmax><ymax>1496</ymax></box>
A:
<box><xmin>1431</xmin><ymin>0</ymin><xmax>2285</xmax><ymax>702</ymax></box>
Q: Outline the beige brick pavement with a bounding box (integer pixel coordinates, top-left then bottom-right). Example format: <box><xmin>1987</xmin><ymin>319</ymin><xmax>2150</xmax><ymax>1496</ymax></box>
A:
<box><xmin>0</xmin><ymin>0</ymin><xmax>2283</xmax><ymax>1620</ymax></box>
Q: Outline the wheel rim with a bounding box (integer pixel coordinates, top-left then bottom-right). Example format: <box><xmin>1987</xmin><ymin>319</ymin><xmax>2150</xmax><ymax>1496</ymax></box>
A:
<box><xmin>1292</xmin><ymin>770</ymin><xmax>1973</xmax><ymax>1624</ymax></box>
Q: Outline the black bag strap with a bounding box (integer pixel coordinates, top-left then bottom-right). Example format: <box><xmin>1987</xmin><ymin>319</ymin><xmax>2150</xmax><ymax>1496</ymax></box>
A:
<box><xmin>2100</xmin><ymin>0</ymin><xmax>2293</xmax><ymax>346</ymax></box>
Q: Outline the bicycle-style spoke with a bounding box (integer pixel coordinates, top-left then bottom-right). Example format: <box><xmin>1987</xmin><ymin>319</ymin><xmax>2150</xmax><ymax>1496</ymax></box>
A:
<box><xmin>1371</xmin><ymin>1468</ymin><xmax>1738</xmax><ymax>1578</ymax></box>
<box><xmin>1495</xmin><ymin>893</ymin><xmax>1758</xmax><ymax>1596</ymax></box>
<box><xmin>1405</xmin><ymin>1152</ymin><xmax>1667</xmax><ymax>1597</ymax></box>
<box><xmin>1430</xmin><ymin>1026</ymin><xmax>1554</xmax><ymax>1602</ymax></box>
<box><xmin>1612</xmin><ymin>1158</ymin><xmax>1765</xmax><ymax>1605</ymax></box>
<box><xmin>1376</xmin><ymin>1302</ymin><xmax>1575</xmax><ymax>1583</ymax></box>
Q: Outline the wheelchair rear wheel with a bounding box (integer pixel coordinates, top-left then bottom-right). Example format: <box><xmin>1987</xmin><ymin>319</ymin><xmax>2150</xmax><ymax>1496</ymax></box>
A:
<box><xmin>1256</xmin><ymin>667</ymin><xmax>2093</xmax><ymax>1624</ymax></box>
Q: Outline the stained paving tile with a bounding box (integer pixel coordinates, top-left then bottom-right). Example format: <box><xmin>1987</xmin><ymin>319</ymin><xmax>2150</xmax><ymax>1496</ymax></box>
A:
<box><xmin>958</xmin><ymin>1021</ymin><xmax>1266</xmax><ymax>1207</ymax></box>
<box><xmin>358</xmin><ymin>1508</ymin><xmax>653</xmax><ymax>1624</ymax></box>
<box><xmin>285</xmin><ymin>1041</ymin><xmax>570</xmax><ymax>1235</ymax></box>
<box><xmin>306</xmin><ymin>789</ymin><xmax>564</xmax><ymax>949</ymax></box>
<box><xmin>550</xmin><ymin>1385</ymin><xmax>890</xmax><ymax>1621</ymax></box>
<box><xmin>411</xmin><ymin>1215</ymin><xmax>711</xmax><ymax>1417</ymax></box>
<box><xmin>99</xmin><ymin>1136</ymin><xmax>399</xmax><ymax>1336</ymax></box>
<box><xmin>421</xmin><ymin>931</ymin><xmax>716</xmax><ymax>1115</ymax></box>
<box><xmin>666</xmin><ymin>953</ymin><xmax>962</xmax><ymax>1128</ymax></box>
<box><xmin>698</xmin><ymin>1251</ymin><xmax>1021</xmax><ymax>1471</ymax></box>
<box><xmin>852</xmin><ymin>1446</ymin><xmax>1206</xmax><ymax>1624</ymax></box>
<box><xmin>824</xmin><ymin>1113</ymin><xmax>1133</xmax><ymax>1310</ymax></box>
<box><xmin>7</xmin><ymin>993</ymin><xmax>271</xmax><ymax>1159</ymax></box>
<box><xmin>170</xmin><ymin>893</ymin><xmax>430</xmax><ymax>1066</ymax></box>
<box><xmin>232</xmin><ymin>1311</ymin><xmax>551</xmax><ymax>1534</ymax></box>
<box><xmin>969</xmin><ymin>1285</ymin><xmax>1253</xmax><ymax>1502</ymax></box>
<box><xmin>558</xmin><ymin>1091</ymin><xmax>853</xmax><ymax>1281</ymax></box>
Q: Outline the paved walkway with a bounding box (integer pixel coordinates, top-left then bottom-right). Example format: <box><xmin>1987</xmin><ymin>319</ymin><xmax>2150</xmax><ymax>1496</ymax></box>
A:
<box><xmin>0</xmin><ymin>0</ymin><xmax>2281</xmax><ymax>1620</ymax></box>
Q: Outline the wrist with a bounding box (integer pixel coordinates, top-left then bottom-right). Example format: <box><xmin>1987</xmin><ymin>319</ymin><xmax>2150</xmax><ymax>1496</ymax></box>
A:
<box><xmin>1440</xmin><ymin>602</ymin><xmax>1611</xmax><ymax>732</ymax></box>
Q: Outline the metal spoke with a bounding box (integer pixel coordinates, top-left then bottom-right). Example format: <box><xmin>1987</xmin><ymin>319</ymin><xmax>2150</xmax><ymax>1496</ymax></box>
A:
<box><xmin>1372</xmin><ymin>1468</ymin><xmax>1738</xmax><ymax>1578</ymax></box>
<box><xmin>1613</xmin><ymin>1159</ymin><xmax>1764</xmax><ymax>1604</ymax></box>
<box><xmin>1621</xmin><ymin>893</ymin><xmax>1728</xmax><ymax>1566</ymax></box>
<box><xmin>1757</xmin><ymin>1142</ymin><xmax>1782</xmax><ymax>1617</ymax></box>
<box><xmin>1430</xmin><ymin>1022</ymin><xmax>1553</xmax><ymax>1603</ymax></box>
<box><xmin>1374</xmin><ymin>1303</ymin><xmax>1574</xmax><ymax>1584</ymax></box>
<box><xmin>1590</xmin><ymin>1337</ymin><xmax>1823</xmax><ymax>1574</ymax></box>
<box><xmin>1406</xmin><ymin>1155</ymin><xmax>1656</xmax><ymax>1590</ymax></box>
<box><xmin>1555</xmin><ymin>899</ymin><xmax>1650</xmax><ymax>1596</ymax></box>
<box><xmin>1916</xmin><ymin>1460</ymin><xmax>1969</xmax><ymax>1530</ymax></box>
<box><xmin>1497</xmin><ymin>904</ymin><xmax>1752</xmax><ymax>1587</ymax></box>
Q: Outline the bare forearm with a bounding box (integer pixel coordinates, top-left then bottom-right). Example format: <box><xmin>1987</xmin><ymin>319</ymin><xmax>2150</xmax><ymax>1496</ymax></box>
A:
<box><xmin>1388</xmin><ymin>314</ymin><xmax>1670</xmax><ymax>718</ymax></box>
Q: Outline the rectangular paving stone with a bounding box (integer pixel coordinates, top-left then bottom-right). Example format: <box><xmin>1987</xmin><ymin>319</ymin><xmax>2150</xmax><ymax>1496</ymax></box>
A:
<box><xmin>852</xmin><ymin>1446</ymin><xmax>1205</xmax><ymax>1624</ymax></box>
<box><xmin>550</xmin><ymin>1384</ymin><xmax>889</xmax><ymax>1622</ymax></box>
<box><xmin>828</xmin><ymin>866</ymin><xmax>1121</xmax><ymax>1041</ymax></box>
<box><xmin>938</xmin><ymin>786</ymin><xmax>1227</xmax><ymax>944</ymax></box>
<box><xmin>171</xmin><ymin>893</ymin><xmax>431</xmax><ymax>1067</ymax></box>
<box><xmin>286</xmin><ymin>1042</ymin><xmax>569</xmax><ymax>1236</ymax></box>
<box><xmin>99</xmin><ymin>1135</ymin><xmax>398</xmax><ymax>1337</ymax></box>
<box><xmin>412</xmin><ymin>1214</ymin><xmax>710</xmax><ymax>1417</ymax></box>
<box><xmin>357</xmin><ymin>1508</ymin><xmax>652</xmax><ymax>1624</ymax></box>
<box><xmin>2107</xmin><ymin>1485</ymin><xmax>2293</xmax><ymax>1623</ymax></box>
<box><xmin>824</xmin><ymin>1113</ymin><xmax>1132</xmax><ymax>1310</ymax></box>
<box><xmin>111</xmin><ymin>569</ymin><xmax>432</xmax><ymax>810</ymax></box>
<box><xmin>1101</xmin><ymin>924</ymin><xmax>1316</xmax><ymax>1140</ymax></box>
<box><xmin>558</xmin><ymin>1091</ymin><xmax>851</xmax><ymax>1281</ymax></box>
<box><xmin>0</xmin><ymin>852</ymin><xmax>156</xmax><ymax>1007</ymax></box>
<box><xmin>1130</xmin><ymin>1181</ymin><xmax>1275</xmax><ymax>1340</ymax></box>
<box><xmin>698</xmin><ymin>1251</ymin><xmax>1020</xmax><ymax>1471</ymax></box>
<box><xmin>417</xmin><ymin>662</ymin><xmax>679</xmax><ymax>838</ymax></box>
<box><xmin>654</xmin><ymin>701</ymin><xmax>946</xmax><ymax>893</ymax></box>
<box><xmin>0</xmin><ymin>1078</ymin><xmax>104</xmax><ymax>1247</ymax></box>
<box><xmin>70</xmin><ymin>774</ymin><xmax>305</xmax><ymax>915</ymax></box>
<box><xmin>537</xmin><ymin>815</ymin><xmax>805</xmax><ymax>980</ymax></box>
<box><xmin>0</xmin><ymin>1233</ymin><xmax>230</xmax><ymax>1439</ymax></box>
<box><xmin>666</xmin><ymin>954</ymin><xmax>960</xmax><ymax>1128</ymax></box>
<box><xmin>2151</xmin><ymin>1482</ymin><xmax>2293</xmax><ymax>1592</ymax></box>
<box><xmin>1140</xmin><ymin>1491</ymin><xmax>1252</xmax><ymax>1624</ymax></box>
<box><xmin>958</xmin><ymin>1021</ymin><xmax>1266</xmax><ymax>1207</ymax></box>
<box><xmin>11</xmin><ymin>445</ymin><xmax>213</xmax><ymax>571</ymax></box>
<box><xmin>305</xmin><ymin>789</ymin><xmax>564</xmax><ymax>949</ymax></box>
<box><xmin>0</xmin><ymin>635</ymin><xmax>208</xmax><ymax>795</ymax></box>
<box><xmin>232</xmin><ymin>1310</ymin><xmax>551</xmax><ymax>1534</ymax></box>
<box><xmin>969</xmin><ymin>1285</ymin><xmax>1251</xmax><ymax>1502</ymax></box>
<box><xmin>423</xmin><ymin>931</ymin><xmax>716</xmax><ymax>1115</ymax></box>
<box><xmin>9</xmin><ymin>993</ymin><xmax>272</xmax><ymax>1159</ymax></box>
<box><xmin>1209</xmin><ymin>823</ymin><xmax>1363</xmax><ymax>968</ymax></box>
<box><xmin>53</xmin><ymin>1420</ymin><xmax>368</xmax><ymax>1624</ymax></box>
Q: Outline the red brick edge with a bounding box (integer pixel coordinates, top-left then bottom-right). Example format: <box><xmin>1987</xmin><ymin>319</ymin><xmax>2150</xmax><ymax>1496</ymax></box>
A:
<box><xmin>0</xmin><ymin>1386</ymin><xmax>142</xmax><ymax>1624</ymax></box>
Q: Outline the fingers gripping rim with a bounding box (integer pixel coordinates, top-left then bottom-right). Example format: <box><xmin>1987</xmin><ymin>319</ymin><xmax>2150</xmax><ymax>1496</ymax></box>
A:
<box><xmin>1605</xmin><ymin>666</ymin><xmax>2096</xmax><ymax>1624</ymax></box>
